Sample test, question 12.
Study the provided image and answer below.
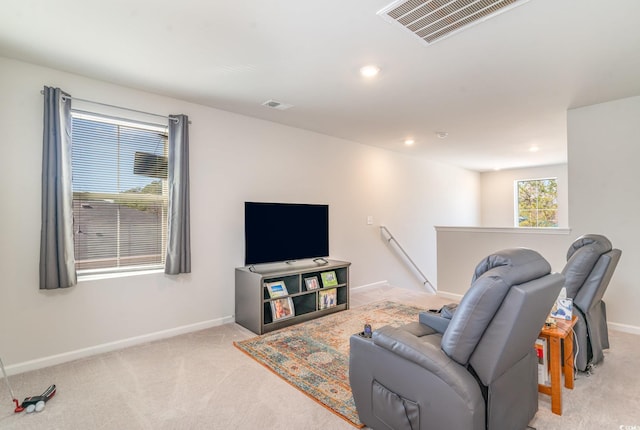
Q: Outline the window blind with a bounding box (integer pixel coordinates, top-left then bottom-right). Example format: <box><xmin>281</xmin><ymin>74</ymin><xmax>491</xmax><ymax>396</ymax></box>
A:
<box><xmin>71</xmin><ymin>111</ymin><xmax>169</xmax><ymax>274</ymax></box>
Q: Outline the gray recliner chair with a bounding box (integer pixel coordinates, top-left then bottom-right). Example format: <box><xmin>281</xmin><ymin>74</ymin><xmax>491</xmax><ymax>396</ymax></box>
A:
<box><xmin>349</xmin><ymin>248</ymin><xmax>564</xmax><ymax>430</ymax></box>
<box><xmin>562</xmin><ymin>234</ymin><xmax>622</xmax><ymax>371</ymax></box>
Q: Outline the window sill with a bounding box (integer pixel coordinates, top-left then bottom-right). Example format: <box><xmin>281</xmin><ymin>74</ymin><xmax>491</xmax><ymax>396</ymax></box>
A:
<box><xmin>78</xmin><ymin>267</ymin><xmax>164</xmax><ymax>282</ymax></box>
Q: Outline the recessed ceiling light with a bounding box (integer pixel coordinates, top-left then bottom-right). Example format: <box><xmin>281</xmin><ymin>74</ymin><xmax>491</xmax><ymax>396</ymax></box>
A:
<box><xmin>435</xmin><ymin>131</ymin><xmax>448</xmax><ymax>139</ymax></box>
<box><xmin>404</xmin><ymin>138</ymin><xmax>415</xmax><ymax>146</ymax></box>
<box><xmin>360</xmin><ymin>65</ymin><xmax>380</xmax><ymax>78</ymax></box>
<box><xmin>529</xmin><ymin>146</ymin><xmax>540</xmax><ymax>152</ymax></box>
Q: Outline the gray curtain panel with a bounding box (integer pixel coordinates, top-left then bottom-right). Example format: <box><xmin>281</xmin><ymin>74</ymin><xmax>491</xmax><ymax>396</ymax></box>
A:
<box><xmin>40</xmin><ymin>86</ymin><xmax>77</xmax><ymax>289</ymax></box>
<box><xmin>165</xmin><ymin>114</ymin><xmax>191</xmax><ymax>274</ymax></box>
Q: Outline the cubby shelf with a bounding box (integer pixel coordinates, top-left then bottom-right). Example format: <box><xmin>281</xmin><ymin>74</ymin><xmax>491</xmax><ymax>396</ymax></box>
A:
<box><xmin>235</xmin><ymin>259</ymin><xmax>351</xmax><ymax>334</ymax></box>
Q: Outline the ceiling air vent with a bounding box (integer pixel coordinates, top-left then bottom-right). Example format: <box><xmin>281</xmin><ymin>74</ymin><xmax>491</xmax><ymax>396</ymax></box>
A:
<box><xmin>378</xmin><ymin>0</ymin><xmax>530</xmax><ymax>45</ymax></box>
<box><xmin>261</xmin><ymin>99</ymin><xmax>293</xmax><ymax>111</ymax></box>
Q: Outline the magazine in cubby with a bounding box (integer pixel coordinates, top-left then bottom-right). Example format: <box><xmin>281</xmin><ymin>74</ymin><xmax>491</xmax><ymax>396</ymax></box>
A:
<box><xmin>304</xmin><ymin>276</ymin><xmax>320</xmax><ymax>290</ymax></box>
<box><xmin>265</xmin><ymin>280</ymin><xmax>288</xmax><ymax>298</ymax></box>
<box><xmin>319</xmin><ymin>288</ymin><xmax>337</xmax><ymax>310</ymax></box>
<box><xmin>321</xmin><ymin>271</ymin><xmax>338</xmax><ymax>287</ymax></box>
<box><xmin>271</xmin><ymin>297</ymin><xmax>295</xmax><ymax>321</ymax></box>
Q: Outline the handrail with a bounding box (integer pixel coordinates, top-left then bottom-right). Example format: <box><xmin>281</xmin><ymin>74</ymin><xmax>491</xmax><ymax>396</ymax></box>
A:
<box><xmin>380</xmin><ymin>226</ymin><xmax>436</xmax><ymax>294</ymax></box>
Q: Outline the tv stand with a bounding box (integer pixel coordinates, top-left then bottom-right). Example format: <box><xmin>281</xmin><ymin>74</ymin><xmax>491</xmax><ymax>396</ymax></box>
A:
<box><xmin>235</xmin><ymin>259</ymin><xmax>351</xmax><ymax>334</ymax></box>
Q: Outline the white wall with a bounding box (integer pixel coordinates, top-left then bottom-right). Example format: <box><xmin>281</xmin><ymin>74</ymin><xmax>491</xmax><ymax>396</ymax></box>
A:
<box><xmin>567</xmin><ymin>95</ymin><xmax>640</xmax><ymax>331</ymax></box>
<box><xmin>480</xmin><ymin>164</ymin><xmax>569</xmax><ymax>228</ymax></box>
<box><xmin>437</xmin><ymin>164</ymin><xmax>571</xmax><ymax>299</ymax></box>
<box><xmin>0</xmin><ymin>57</ymin><xmax>480</xmax><ymax>371</ymax></box>
<box><xmin>436</xmin><ymin>227</ymin><xmax>571</xmax><ymax>297</ymax></box>
<box><xmin>436</xmin><ymin>97</ymin><xmax>640</xmax><ymax>332</ymax></box>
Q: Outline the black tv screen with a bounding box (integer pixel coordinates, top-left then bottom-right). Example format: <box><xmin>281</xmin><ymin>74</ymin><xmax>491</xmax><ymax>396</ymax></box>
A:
<box><xmin>244</xmin><ymin>202</ymin><xmax>329</xmax><ymax>265</ymax></box>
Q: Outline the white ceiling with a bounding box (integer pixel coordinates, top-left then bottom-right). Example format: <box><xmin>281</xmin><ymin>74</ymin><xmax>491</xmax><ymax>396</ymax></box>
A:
<box><xmin>2</xmin><ymin>0</ymin><xmax>640</xmax><ymax>171</ymax></box>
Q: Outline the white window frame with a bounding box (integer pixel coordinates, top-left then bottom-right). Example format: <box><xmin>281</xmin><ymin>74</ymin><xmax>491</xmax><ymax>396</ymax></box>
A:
<box><xmin>71</xmin><ymin>110</ymin><xmax>169</xmax><ymax>278</ymax></box>
<box><xmin>514</xmin><ymin>177</ymin><xmax>558</xmax><ymax>228</ymax></box>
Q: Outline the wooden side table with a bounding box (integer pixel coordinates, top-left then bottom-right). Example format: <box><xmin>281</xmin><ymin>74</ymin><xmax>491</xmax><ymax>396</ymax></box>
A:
<box><xmin>538</xmin><ymin>315</ymin><xmax>578</xmax><ymax>415</ymax></box>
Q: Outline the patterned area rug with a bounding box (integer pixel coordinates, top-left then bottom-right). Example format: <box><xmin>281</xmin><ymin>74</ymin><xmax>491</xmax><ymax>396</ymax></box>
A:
<box><xmin>233</xmin><ymin>301</ymin><xmax>422</xmax><ymax>428</ymax></box>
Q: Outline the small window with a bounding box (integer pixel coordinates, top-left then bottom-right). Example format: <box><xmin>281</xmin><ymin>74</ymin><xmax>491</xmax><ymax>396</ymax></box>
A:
<box><xmin>71</xmin><ymin>111</ymin><xmax>169</xmax><ymax>275</ymax></box>
<box><xmin>515</xmin><ymin>178</ymin><xmax>558</xmax><ymax>227</ymax></box>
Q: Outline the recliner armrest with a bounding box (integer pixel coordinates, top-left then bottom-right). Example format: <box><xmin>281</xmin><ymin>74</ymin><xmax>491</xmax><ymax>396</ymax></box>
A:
<box><xmin>374</xmin><ymin>325</ymin><xmax>446</xmax><ymax>372</ymax></box>
<box><xmin>419</xmin><ymin>311</ymin><xmax>452</xmax><ymax>334</ymax></box>
<box><xmin>372</xmin><ymin>324</ymin><xmax>481</xmax><ymax>406</ymax></box>
<box><xmin>419</xmin><ymin>303</ymin><xmax>458</xmax><ymax>333</ymax></box>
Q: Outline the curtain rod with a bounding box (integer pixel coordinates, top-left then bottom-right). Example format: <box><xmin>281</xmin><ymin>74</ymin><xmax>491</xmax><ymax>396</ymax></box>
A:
<box><xmin>40</xmin><ymin>90</ymin><xmax>191</xmax><ymax>124</ymax></box>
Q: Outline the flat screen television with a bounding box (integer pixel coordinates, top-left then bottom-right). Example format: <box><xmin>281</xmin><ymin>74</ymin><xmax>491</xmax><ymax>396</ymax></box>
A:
<box><xmin>244</xmin><ymin>202</ymin><xmax>329</xmax><ymax>265</ymax></box>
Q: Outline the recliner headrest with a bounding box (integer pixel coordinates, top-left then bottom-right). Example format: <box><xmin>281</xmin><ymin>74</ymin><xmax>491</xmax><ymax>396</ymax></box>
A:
<box><xmin>562</xmin><ymin>234</ymin><xmax>614</xmax><ymax>298</ymax></box>
<box><xmin>472</xmin><ymin>248</ymin><xmax>551</xmax><ymax>286</ymax></box>
<box><xmin>566</xmin><ymin>234</ymin><xmax>612</xmax><ymax>261</ymax></box>
<box><xmin>442</xmin><ymin>248</ymin><xmax>551</xmax><ymax>365</ymax></box>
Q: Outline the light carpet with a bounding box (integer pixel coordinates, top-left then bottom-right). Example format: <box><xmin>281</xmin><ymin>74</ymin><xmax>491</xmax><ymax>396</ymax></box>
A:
<box><xmin>1</xmin><ymin>284</ymin><xmax>638</xmax><ymax>429</ymax></box>
<box><xmin>234</xmin><ymin>301</ymin><xmax>423</xmax><ymax>428</ymax></box>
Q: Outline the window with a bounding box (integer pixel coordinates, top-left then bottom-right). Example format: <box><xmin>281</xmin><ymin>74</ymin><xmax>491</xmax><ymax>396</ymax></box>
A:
<box><xmin>515</xmin><ymin>178</ymin><xmax>558</xmax><ymax>227</ymax></box>
<box><xmin>71</xmin><ymin>111</ymin><xmax>169</xmax><ymax>274</ymax></box>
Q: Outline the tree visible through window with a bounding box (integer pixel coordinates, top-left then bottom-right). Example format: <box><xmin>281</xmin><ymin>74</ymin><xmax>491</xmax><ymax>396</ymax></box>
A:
<box><xmin>516</xmin><ymin>178</ymin><xmax>558</xmax><ymax>227</ymax></box>
<box><xmin>71</xmin><ymin>112</ymin><xmax>168</xmax><ymax>274</ymax></box>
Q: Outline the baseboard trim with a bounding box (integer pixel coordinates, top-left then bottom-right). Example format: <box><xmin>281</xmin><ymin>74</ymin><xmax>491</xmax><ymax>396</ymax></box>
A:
<box><xmin>350</xmin><ymin>280</ymin><xmax>390</xmax><ymax>291</ymax></box>
<box><xmin>436</xmin><ymin>290</ymin><xmax>463</xmax><ymax>301</ymax></box>
<box><xmin>608</xmin><ymin>321</ymin><xmax>640</xmax><ymax>335</ymax></box>
<box><xmin>5</xmin><ymin>315</ymin><xmax>235</xmax><ymax>376</ymax></box>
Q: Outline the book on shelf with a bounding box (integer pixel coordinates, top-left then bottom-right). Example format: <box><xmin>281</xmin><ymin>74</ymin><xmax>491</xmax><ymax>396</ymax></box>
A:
<box><xmin>271</xmin><ymin>297</ymin><xmax>295</xmax><ymax>321</ymax></box>
<box><xmin>320</xmin><ymin>271</ymin><xmax>338</xmax><ymax>287</ymax></box>
<box><xmin>318</xmin><ymin>288</ymin><xmax>337</xmax><ymax>310</ymax></box>
<box><xmin>265</xmin><ymin>280</ymin><xmax>288</xmax><ymax>298</ymax></box>
<box><xmin>535</xmin><ymin>337</ymin><xmax>550</xmax><ymax>385</ymax></box>
<box><xmin>304</xmin><ymin>276</ymin><xmax>320</xmax><ymax>291</ymax></box>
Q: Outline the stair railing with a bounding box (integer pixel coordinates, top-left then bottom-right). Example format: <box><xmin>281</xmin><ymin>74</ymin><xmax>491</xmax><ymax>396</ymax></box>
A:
<box><xmin>380</xmin><ymin>226</ymin><xmax>436</xmax><ymax>294</ymax></box>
